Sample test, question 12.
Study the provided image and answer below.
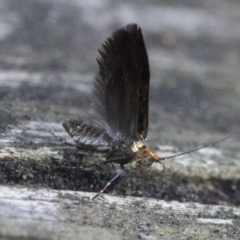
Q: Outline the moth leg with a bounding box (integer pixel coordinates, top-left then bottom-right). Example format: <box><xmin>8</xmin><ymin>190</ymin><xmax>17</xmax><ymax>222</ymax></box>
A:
<box><xmin>104</xmin><ymin>153</ymin><xmax>135</xmax><ymax>165</ymax></box>
<box><xmin>93</xmin><ymin>146</ymin><xmax>112</xmax><ymax>152</ymax></box>
<box><xmin>49</xmin><ymin>130</ymin><xmax>76</xmax><ymax>147</ymax></box>
<box><xmin>92</xmin><ymin>165</ymin><xmax>124</xmax><ymax>200</ymax></box>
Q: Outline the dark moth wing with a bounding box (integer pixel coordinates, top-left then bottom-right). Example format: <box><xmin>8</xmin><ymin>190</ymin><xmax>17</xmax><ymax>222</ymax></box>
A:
<box><xmin>94</xmin><ymin>24</ymin><xmax>150</xmax><ymax>143</ymax></box>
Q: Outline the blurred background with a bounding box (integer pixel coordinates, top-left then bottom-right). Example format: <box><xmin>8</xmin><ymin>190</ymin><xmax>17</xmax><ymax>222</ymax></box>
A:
<box><xmin>1</xmin><ymin>0</ymin><xmax>240</xmax><ymax>149</ymax></box>
<box><xmin>0</xmin><ymin>0</ymin><xmax>240</xmax><ymax>159</ymax></box>
<box><xmin>0</xmin><ymin>0</ymin><xmax>240</xmax><ymax>209</ymax></box>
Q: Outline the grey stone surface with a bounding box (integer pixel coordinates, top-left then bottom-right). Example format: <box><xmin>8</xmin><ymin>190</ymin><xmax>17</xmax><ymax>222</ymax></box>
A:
<box><xmin>0</xmin><ymin>186</ymin><xmax>240</xmax><ymax>240</ymax></box>
<box><xmin>0</xmin><ymin>0</ymin><xmax>240</xmax><ymax>239</ymax></box>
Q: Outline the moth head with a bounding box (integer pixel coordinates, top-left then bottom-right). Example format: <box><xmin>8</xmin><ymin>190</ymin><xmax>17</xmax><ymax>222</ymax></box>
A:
<box><xmin>135</xmin><ymin>147</ymin><xmax>162</xmax><ymax>170</ymax></box>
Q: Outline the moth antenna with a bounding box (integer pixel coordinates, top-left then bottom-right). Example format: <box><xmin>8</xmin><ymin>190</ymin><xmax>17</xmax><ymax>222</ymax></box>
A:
<box><xmin>159</xmin><ymin>161</ymin><xmax>165</xmax><ymax>172</ymax></box>
<box><xmin>160</xmin><ymin>135</ymin><xmax>232</xmax><ymax>161</ymax></box>
<box><xmin>92</xmin><ymin>167</ymin><xmax>124</xmax><ymax>200</ymax></box>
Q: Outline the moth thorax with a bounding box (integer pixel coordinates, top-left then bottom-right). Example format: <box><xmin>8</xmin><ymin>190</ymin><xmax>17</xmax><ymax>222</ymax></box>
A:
<box><xmin>131</xmin><ymin>141</ymin><xmax>145</xmax><ymax>152</ymax></box>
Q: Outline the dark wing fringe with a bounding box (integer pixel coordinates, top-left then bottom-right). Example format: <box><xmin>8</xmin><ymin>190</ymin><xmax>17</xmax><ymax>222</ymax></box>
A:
<box><xmin>63</xmin><ymin>119</ymin><xmax>112</xmax><ymax>147</ymax></box>
<box><xmin>132</xmin><ymin>26</ymin><xmax>150</xmax><ymax>139</ymax></box>
<box><xmin>94</xmin><ymin>24</ymin><xmax>150</xmax><ymax>143</ymax></box>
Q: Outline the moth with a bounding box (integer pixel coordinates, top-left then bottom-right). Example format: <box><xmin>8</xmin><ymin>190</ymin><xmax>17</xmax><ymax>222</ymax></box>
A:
<box><xmin>54</xmin><ymin>24</ymin><xmax>231</xmax><ymax>199</ymax></box>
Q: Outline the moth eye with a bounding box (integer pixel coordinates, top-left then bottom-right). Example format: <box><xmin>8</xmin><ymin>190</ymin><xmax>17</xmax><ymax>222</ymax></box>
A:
<box><xmin>140</xmin><ymin>157</ymin><xmax>152</xmax><ymax>167</ymax></box>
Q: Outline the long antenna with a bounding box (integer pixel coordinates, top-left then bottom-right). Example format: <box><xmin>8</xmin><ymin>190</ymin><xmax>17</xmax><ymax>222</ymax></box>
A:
<box><xmin>159</xmin><ymin>135</ymin><xmax>232</xmax><ymax>161</ymax></box>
